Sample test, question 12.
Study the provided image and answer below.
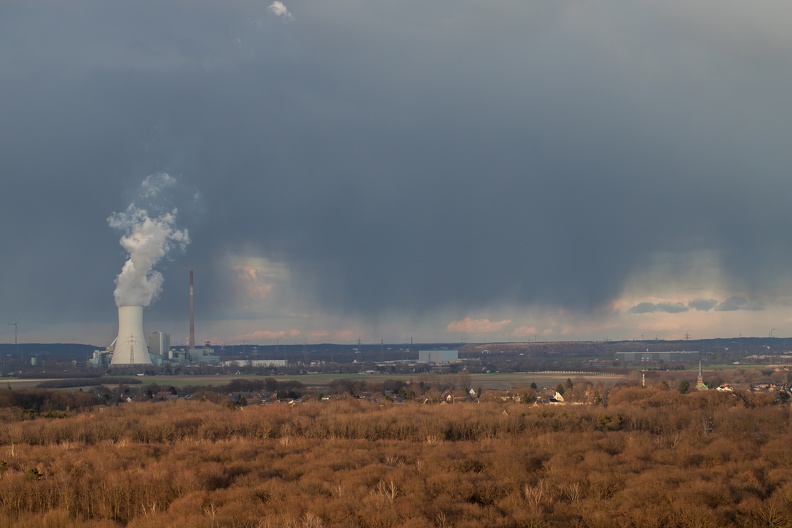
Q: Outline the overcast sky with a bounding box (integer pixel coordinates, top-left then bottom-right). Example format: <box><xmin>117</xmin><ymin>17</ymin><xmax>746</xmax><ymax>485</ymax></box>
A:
<box><xmin>2</xmin><ymin>1</ymin><xmax>792</xmax><ymax>346</ymax></box>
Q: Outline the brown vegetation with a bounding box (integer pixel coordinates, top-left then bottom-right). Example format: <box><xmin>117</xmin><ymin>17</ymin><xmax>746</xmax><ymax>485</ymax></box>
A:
<box><xmin>0</xmin><ymin>387</ymin><xmax>790</xmax><ymax>527</ymax></box>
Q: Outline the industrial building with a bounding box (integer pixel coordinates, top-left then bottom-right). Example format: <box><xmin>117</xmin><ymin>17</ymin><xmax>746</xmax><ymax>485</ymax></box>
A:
<box><xmin>614</xmin><ymin>350</ymin><xmax>700</xmax><ymax>363</ymax></box>
<box><xmin>89</xmin><ymin>333</ymin><xmax>219</xmax><ymax>368</ymax></box>
<box><xmin>223</xmin><ymin>359</ymin><xmax>288</xmax><ymax>368</ymax></box>
<box><xmin>418</xmin><ymin>349</ymin><xmax>459</xmax><ymax>363</ymax></box>
<box><xmin>90</xmin><ymin>270</ymin><xmax>221</xmax><ymax>368</ymax></box>
<box><xmin>179</xmin><ymin>344</ymin><xmax>220</xmax><ymax>365</ymax></box>
<box><xmin>148</xmin><ymin>332</ymin><xmax>170</xmax><ymax>357</ymax></box>
<box><xmin>88</xmin><ymin>349</ymin><xmax>112</xmax><ymax>368</ymax></box>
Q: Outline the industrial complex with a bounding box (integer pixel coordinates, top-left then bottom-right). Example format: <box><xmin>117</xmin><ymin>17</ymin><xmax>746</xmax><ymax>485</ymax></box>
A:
<box><xmin>90</xmin><ymin>270</ymin><xmax>219</xmax><ymax>368</ymax></box>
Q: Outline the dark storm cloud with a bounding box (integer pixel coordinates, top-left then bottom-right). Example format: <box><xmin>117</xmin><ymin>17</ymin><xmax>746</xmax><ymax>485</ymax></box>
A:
<box><xmin>2</xmin><ymin>1</ymin><xmax>792</xmax><ymax>331</ymax></box>
<box><xmin>629</xmin><ymin>302</ymin><xmax>688</xmax><ymax>315</ymax></box>
<box><xmin>715</xmin><ymin>297</ymin><xmax>765</xmax><ymax>312</ymax></box>
<box><xmin>688</xmin><ymin>299</ymin><xmax>719</xmax><ymax>312</ymax></box>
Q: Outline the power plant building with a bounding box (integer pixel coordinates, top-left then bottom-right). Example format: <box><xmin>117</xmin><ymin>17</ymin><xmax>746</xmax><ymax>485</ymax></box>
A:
<box><xmin>186</xmin><ymin>345</ymin><xmax>220</xmax><ymax>365</ymax></box>
<box><xmin>148</xmin><ymin>332</ymin><xmax>170</xmax><ymax>356</ymax></box>
<box><xmin>89</xmin><ymin>270</ymin><xmax>225</xmax><ymax>367</ymax></box>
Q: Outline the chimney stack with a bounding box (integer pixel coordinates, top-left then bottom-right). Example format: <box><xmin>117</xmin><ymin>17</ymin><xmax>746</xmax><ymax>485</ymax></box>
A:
<box><xmin>189</xmin><ymin>270</ymin><xmax>195</xmax><ymax>349</ymax></box>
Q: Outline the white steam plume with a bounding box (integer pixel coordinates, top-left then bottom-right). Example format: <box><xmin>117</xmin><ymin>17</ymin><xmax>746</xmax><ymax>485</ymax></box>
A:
<box><xmin>269</xmin><ymin>1</ymin><xmax>294</xmax><ymax>21</ymax></box>
<box><xmin>108</xmin><ymin>173</ymin><xmax>190</xmax><ymax>307</ymax></box>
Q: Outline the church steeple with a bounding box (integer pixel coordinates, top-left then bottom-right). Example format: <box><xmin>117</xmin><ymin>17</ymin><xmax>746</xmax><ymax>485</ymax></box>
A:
<box><xmin>696</xmin><ymin>360</ymin><xmax>708</xmax><ymax>391</ymax></box>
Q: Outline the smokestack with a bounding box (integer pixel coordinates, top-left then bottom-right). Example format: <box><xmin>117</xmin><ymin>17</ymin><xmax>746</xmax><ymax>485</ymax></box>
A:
<box><xmin>189</xmin><ymin>270</ymin><xmax>195</xmax><ymax>349</ymax></box>
<box><xmin>110</xmin><ymin>305</ymin><xmax>152</xmax><ymax>365</ymax></box>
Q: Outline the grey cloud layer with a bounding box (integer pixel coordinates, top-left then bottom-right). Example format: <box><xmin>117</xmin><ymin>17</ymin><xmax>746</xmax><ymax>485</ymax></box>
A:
<box><xmin>2</xmin><ymin>1</ymin><xmax>792</xmax><ymax>329</ymax></box>
<box><xmin>715</xmin><ymin>297</ymin><xmax>765</xmax><ymax>312</ymax></box>
<box><xmin>689</xmin><ymin>299</ymin><xmax>718</xmax><ymax>312</ymax></box>
<box><xmin>628</xmin><ymin>297</ymin><xmax>765</xmax><ymax>315</ymax></box>
<box><xmin>629</xmin><ymin>302</ymin><xmax>689</xmax><ymax>315</ymax></box>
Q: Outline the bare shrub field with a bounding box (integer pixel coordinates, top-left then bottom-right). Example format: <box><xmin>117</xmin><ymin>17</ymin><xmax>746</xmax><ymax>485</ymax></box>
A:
<box><xmin>0</xmin><ymin>388</ymin><xmax>790</xmax><ymax>527</ymax></box>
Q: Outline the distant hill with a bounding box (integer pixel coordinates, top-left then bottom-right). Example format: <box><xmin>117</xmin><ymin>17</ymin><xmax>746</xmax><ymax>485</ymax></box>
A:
<box><xmin>462</xmin><ymin>337</ymin><xmax>792</xmax><ymax>359</ymax></box>
<box><xmin>2</xmin><ymin>337</ymin><xmax>791</xmax><ymax>364</ymax></box>
<box><xmin>0</xmin><ymin>343</ymin><xmax>98</xmax><ymax>360</ymax></box>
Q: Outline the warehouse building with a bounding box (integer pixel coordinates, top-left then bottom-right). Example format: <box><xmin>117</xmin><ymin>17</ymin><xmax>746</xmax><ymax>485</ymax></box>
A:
<box><xmin>418</xmin><ymin>349</ymin><xmax>459</xmax><ymax>363</ymax></box>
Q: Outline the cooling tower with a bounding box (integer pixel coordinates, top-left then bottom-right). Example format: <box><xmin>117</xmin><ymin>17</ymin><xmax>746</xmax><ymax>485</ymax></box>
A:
<box><xmin>110</xmin><ymin>305</ymin><xmax>152</xmax><ymax>365</ymax></box>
